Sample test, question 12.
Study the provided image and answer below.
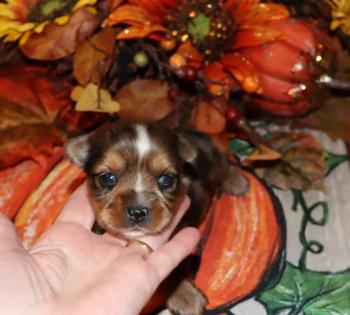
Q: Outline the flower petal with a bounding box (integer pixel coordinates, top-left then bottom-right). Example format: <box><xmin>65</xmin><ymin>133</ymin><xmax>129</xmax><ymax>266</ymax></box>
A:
<box><xmin>104</xmin><ymin>4</ymin><xmax>162</xmax><ymax>27</ymax></box>
<box><xmin>203</xmin><ymin>62</ymin><xmax>233</xmax><ymax>97</ymax></box>
<box><xmin>0</xmin><ymin>0</ymin><xmax>36</xmax><ymax>20</ymax></box>
<box><xmin>117</xmin><ymin>24</ymin><xmax>168</xmax><ymax>40</ymax></box>
<box><xmin>73</xmin><ymin>0</ymin><xmax>97</xmax><ymax>11</ymax></box>
<box><xmin>0</xmin><ymin>0</ymin><xmax>98</xmax><ymax>43</ymax></box>
<box><xmin>221</xmin><ymin>52</ymin><xmax>260</xmax><ymax>93</ymax></box>
<box><xmin>129</xmin><ymin>0</ymin><xmax>176</xmax><ymax>18</ymax></box>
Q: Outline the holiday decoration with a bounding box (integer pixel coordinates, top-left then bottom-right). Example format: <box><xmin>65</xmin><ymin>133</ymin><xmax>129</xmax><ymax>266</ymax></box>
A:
<box><xmin>1</xmin><ymin>0</ymin><xmax>350</xmax><ymax>313</ymax></box>
<box><xmin>0</xmin><ymin>0</ymin><xmax>98</xmax><ymax>45</ymax></box>
<box><xmin>104</xmin><ymin>0</ymin><xmax>289</xmax><ymax>96</ymax></box>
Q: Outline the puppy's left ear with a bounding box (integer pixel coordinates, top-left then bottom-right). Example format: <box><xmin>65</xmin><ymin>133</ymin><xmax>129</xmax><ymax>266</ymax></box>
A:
<box><xmin>64</xmin><ymin>134</ymin><xmax>90</xmax><ymax>169</ymax></box>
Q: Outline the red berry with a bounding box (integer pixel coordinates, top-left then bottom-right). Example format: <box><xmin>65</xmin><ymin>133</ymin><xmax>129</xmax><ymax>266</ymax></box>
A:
<box><xmin>168</xmin><ymin>85</ymin><xmax>181</xmax><ymax>101</ymax></box>
<box><xmin>226</xmin><ymin>107</ymin><xmax>242</xmax><ymax>125</ymax></box>
<box><xmin>183</xmin><ymin>66</ymin><xmax>198</xmax><ymax>80</ymax></box>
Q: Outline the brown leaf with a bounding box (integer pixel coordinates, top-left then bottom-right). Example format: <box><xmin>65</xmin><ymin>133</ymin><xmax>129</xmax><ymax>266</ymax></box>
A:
<box><xmin>250</xmin><ymin>132</ymin><xmax>326</xmax><ymax>191</ymax></box>
<box><xmin>116</xmin><ymin>79</ymin><xmax>175</xmax><ymax>122</ymax></box>
<box><xmin>294</xmin><ymin>97</ymin><xmax>350</xmax><ymax>142</ymax></box>
<box><xmin>20</xmin><ymin>8</ymin><xmax>100</xmax><ymax>60</ymax></box>
<box><xmin>191</xmin><ymin>99</ymin><xmax>226</xmax><ymax>134</ymax></box>
<box><xmin>243</xmin><ymin>144</ymin><xmax>281</xmax><ymax>164</ymax></box>
<box><xmin>0</xmin><ymin>65</ymin><xmax>67</xmax><ymax>169</ymax></box>
<box><xmin>73</xmin><ymin>27</ymin><xmax>115</xmax><ymax>86</ymax></box>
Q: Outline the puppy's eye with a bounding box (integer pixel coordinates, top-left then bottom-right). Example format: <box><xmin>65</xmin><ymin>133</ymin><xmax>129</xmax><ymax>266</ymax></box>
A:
<box><xmin>98</xmin><ymin>172</ymin><xmax>118</xmax><ymax>189</ymax></box>
<box><xmin>158</xmin><ymin>174</ymin><xmax>175</xmax><ymax>189</ymax></box>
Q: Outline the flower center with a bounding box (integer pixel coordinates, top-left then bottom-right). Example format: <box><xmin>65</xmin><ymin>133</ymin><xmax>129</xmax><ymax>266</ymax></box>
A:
<box><xmin>27</xmin><ymin>0</ymin><xmax>76</xmax><ymax>23</ymax></box>
<box><xmin>165</xmin><ymin>0</ymin><xmax>235</xmax><ymax>63</ymax></box>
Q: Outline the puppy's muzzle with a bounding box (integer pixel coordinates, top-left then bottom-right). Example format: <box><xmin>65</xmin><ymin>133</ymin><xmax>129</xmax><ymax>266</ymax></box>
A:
<box><xmin>126</xmin><ymin>206</ymin><xmax>150</xmax><ymax>223</ymax></box>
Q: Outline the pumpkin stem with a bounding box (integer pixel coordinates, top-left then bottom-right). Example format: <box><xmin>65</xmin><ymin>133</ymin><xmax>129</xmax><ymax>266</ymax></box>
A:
<box><xmin>317</xmin><ymin>74</ymin><xmax>350</xmax><ymax>91</ymax></box>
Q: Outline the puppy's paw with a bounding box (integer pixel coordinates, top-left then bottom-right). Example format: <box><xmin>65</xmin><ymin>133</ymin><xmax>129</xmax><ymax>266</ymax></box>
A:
<box><xmin>167</xmin><ymin>279</ymin><xmax>207</xmax><ymax>315</ymax></box>
<box><xmin>222</xmin><ymin>165</ymin><xmax>249</xmax><ymax>196</ymax></box>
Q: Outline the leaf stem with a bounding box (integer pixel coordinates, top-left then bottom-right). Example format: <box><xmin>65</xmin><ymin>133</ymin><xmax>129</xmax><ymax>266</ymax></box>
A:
<box><xmin>292</xmin><ymin>190</ymin><xmax>329</xmax><ymax>271</ymax></box>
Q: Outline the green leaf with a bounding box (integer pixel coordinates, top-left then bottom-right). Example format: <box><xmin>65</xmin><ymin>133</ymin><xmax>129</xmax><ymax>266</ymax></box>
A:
<box><xmin>229</xmin><ymin>139</ymin><xmax>252</xmax><ymax>156</ymax></box>
<box><xmin>325</xmin><ymin>152</ymin><xmax>348</xmax><ymax>174</ymax></box>
<box><xmin>187</xmin><ymin>13</ymin><xmax>211</xmax><ymax>42</ymax></box>
<box><xmin>257</xmin><ymin>262</ymin><xmax>350</xmax><ymax>315</ymax></box>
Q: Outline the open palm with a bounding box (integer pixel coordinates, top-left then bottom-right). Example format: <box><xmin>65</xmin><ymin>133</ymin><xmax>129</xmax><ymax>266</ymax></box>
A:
<box><xmin>0</xmin><ymin>184</ymin><xmax>199</xmax><ymax>315</ymax></box>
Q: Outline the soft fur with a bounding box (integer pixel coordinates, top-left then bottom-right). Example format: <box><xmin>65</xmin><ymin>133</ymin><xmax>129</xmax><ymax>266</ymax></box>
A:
<box><xmin>65</xmin><ymin>121</ymin><xmax>248</xmax><ymax>314</ymax></box>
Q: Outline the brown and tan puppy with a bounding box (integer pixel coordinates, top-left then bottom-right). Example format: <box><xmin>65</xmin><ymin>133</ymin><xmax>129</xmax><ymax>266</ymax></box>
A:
<box><xmin>65</xmin><ymin>122</ymin><xmax>248</xmax><ymax>314</ymax></box>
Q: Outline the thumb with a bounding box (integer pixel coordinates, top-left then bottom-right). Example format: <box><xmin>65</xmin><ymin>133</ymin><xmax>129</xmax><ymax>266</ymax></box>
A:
<box><xmin>0</xmin><ymin>213</ymin><xmax>24</xmax><ymax>252</ymax></box>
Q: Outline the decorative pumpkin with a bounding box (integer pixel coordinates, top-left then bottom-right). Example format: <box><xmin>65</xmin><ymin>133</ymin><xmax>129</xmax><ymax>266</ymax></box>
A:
<box><xmin>13</xmin><ymin>162</ymin><xmax>285</xmax><ymax>313</ymax></box>
<box><xmin>15</xmin><ymin>159</ymin><xmax>86</xmax><ymax>248</ymax></box>
<box><xmin>241</xmin><ymin>19</ymin><xmax>335</xmax><ymax>117</ymax></box>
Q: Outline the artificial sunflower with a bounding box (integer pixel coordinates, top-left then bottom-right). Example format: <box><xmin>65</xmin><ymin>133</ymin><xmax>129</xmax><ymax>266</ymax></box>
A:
<box><xmin>0</xmin><ymin>0</ymin><xmax>97</xmax><ymax>45</ymax></box>
<box><xmin>104</xmin><ymin>0</ymin><xmax>289</xmax><ymax>96</ymax></box>
<box><xmin>328</xmin><ymin>0</ymin><xmax>350</xmax><ymax>36</ymax></box>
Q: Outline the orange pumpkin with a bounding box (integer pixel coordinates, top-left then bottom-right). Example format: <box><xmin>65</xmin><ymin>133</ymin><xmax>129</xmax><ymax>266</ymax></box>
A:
<box><xmin>241</xmin><ymin>19</ymin><xmax>334</xmax><ymax>117</ymax></box>
<box><xmin>0</xmin><ymin>148</ymin><xmax>63</xmax><ymax>219</ymax></box>
<box><xmin>139</xmin><ymin>169</ymin><xmax>285</xmax><ymax>314</ymax></box>
<box><xmin>15</xmin><ymin>159</ymin><xmax>86</xmax><ymax>248</ymax></box>
<box><xmin>14</xmin><ymin>165</ymin><xmax>284</xmax><ymax>311</ymax></box>
<box><xmin>195</xmin><ymin>170</ymin><xmax>285</xmax><ymax>312</ymax></box>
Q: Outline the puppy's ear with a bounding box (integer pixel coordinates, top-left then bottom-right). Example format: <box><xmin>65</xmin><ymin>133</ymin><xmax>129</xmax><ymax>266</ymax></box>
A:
<box><xmin>177</xmin><ymin>134</ymin><xmax>197</xmax><ymax>163</ymax></box>
<box><xmin>64</xmin><ymin>134</ymin><xmax>90</xmax><ymax>169</ymax></box>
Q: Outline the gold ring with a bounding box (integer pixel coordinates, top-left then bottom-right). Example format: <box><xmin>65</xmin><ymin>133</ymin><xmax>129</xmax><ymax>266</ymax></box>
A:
<box><xmin>127</xmin><ymin>239</ymin><xmax>154</xmax><ymax>254</ymax></box>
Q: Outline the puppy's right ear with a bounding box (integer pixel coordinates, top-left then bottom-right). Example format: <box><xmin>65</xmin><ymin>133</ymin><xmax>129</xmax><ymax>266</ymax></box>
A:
<box><xmin>64</xmin><ymin>134</ymin><xmax>90</xmax><ymax>169</ymax></box>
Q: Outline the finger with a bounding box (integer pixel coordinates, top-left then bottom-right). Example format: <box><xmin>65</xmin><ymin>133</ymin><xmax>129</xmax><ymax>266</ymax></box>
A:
<box><xmin>55</xmin><ymin>183</ymin><xmax>95</xmax><ymax>229</ymax></box>
<box><xmin>141</xmin><ymin>195</ymin><xmax>190</xmax><ymax>247</ymax></box>
<box><xmin>147</xmin><ymin>227</ymin><xmax>200</xmax><ymax>281</ymax></box>
<box><xmin>0</xmin><ymin>213</ymin><xmax>24</xmax><ymax>251</ymax></box>
<box><xmin>101</xmin><ymin>232</ymin><xmax>127</xmax><ymax>247</ymax></box>
<box><xmin>124</xmin><ymin>195</ymin><xmax>190</xmax><ymax>256</ymax></box>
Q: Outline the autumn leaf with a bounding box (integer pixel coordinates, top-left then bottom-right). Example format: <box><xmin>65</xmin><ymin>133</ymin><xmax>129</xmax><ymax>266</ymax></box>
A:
<box><xmin>0</xmin><ymin>65</ymin><xmax>68</xmax><ymax>169</ymax></box>
<box><xmin>71</xmin><ymin>84</ymin><xmax>120</xmax><ymax>113</ymax></box>
<box><xmin>20</xmin><ymin>8</ymin><xmax>100</xmax><ymax>60</ymax></box>
<box><xmin>73</xmin><ymin>27</ymin><xmax>116</xmax><ymax>86</ymax></box>
<box><xmin>243</xmin><ymin>144</ymin><xmax>281</xmax><ymax>164</ymax></box>
<box><xmin>0</xmin><ymin>64</ymin><xmax>71</xmax><ymax>122</ymax></box>
<box><xmin>248</xmin><ymin>132</ymin><xmax>326</xmax><ymax>191</ymax></box>
<box><xmin>191</xmin><ymin>99</ymin><xmax>226</xmax><ymax>134</ymax></box>
<box><xmin>293</xmin><ymin>97</ymin><xmax>350</xmax><ymax>142</ymax></box>
<box><xmin>116</xmin><ymin>79</ymin><xmax>175</xmax><ymax>122</ymax></box>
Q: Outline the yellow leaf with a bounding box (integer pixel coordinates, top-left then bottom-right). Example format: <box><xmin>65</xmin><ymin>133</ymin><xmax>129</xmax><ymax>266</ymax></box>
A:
<box><xmin>74</xmin><ymin>83</ymin><xmax>120</xmax><ymax>113</ymax></box>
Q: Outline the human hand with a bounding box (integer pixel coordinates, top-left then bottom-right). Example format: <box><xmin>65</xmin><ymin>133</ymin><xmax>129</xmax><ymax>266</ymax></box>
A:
<box><xmin>0</xmin><ymin>184</ymin><xmax>200</xmax><ymax>315</ymax></box>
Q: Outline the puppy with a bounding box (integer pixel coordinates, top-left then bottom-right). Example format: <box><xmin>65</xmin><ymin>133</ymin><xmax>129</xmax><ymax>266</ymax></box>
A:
<box><xmin>65</xmin><ymin>122</ymin><xmax>248</xmax><ymax>314</ymax></box>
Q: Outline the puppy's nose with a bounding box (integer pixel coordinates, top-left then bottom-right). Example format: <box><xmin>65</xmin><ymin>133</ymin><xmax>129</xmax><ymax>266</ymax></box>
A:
<box><xmin>126</xmin><ymin>206</ymin><xmax>149</xmax><ymax>223</ymax></box>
